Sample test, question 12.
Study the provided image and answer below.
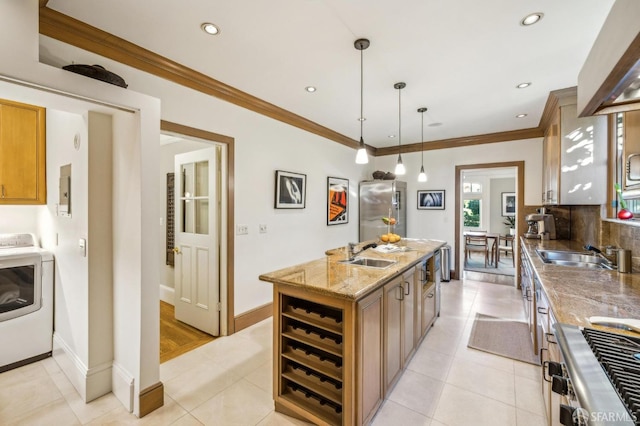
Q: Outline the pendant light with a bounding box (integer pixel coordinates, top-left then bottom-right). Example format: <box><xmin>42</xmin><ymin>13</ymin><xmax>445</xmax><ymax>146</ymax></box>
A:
<box><xmin>417</xmin><ymin>107</ymin><xmax>428</xmax><ymax>182</ymax></box>
<box><xmin>354</xmin><ymin>38</ymin><xmax>370</xmax><ymax>164</ymax></box>
<box><xmin>394</xmin><ymin>82</ymin><xmax>406</xmax><ymax>175</ymax></box>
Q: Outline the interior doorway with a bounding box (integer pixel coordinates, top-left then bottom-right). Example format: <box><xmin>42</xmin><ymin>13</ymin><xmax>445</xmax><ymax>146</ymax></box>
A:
<box><xmin>158</xmin><ymin>121</ymin><xmax>235</xmax><ymax>362</ymax></box>
<box><xmin>454</xmin><ymin>161</ymin><xmax>525</xmax><ymax>286</ymax></box>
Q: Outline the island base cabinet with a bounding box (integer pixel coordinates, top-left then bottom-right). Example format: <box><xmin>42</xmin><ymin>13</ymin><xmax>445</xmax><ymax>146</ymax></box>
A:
<box><xmin>270</xmin><ymin>252</ymin><xmax>441</xmax><ymax>425</ymax></box>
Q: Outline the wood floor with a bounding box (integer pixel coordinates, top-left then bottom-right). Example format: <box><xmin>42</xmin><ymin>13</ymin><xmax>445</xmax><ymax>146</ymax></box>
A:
<box><xmin>160</xmin><ymin>301</ymin><xmax>216</xmax><ymax>363</ymax></box>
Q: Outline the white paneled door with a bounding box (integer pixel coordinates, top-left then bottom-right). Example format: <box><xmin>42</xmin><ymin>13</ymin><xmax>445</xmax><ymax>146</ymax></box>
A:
<box><xmin>174</xmin><ymin>148</ymin><xmax>219</xmax><ymax>336</ymax></box>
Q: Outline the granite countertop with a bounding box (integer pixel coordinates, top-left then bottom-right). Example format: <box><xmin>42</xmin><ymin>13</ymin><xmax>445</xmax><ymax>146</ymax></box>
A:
<box><xmin>520</xmin><ymin>238</ymin><xmax>640</xmax><ymax>336</ymax></box>
<box><xmin>259</xmin><ymin>239</ymin><xmax>446</xmax><ymax>301</ymax></box>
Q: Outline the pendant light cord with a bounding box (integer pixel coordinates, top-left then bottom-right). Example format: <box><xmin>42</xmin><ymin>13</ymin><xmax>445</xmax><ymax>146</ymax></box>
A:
<box><xmin>360</xmin><ymin>46</ymin><xmax>364</xmax><ymax>139</ymax></box>
<box><xmin>421</xmin><ymin>111</ymin><xmax>424</xmax><ymax>165</ymax></box>
<box><xmin>398</xmin><ymin>86</ymin><xmax>402</xmax><ymax>154</ymax></box>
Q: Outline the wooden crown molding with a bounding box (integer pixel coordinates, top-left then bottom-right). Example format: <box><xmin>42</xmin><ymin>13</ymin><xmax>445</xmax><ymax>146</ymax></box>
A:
<box><xmin>376</xmin><ymin>127</ymin><xmax>543</xmax><ymax>157</ymax></box>
<box><xmin>40</xmin><ymin>7</ymin><xmax>549</xmax><ymax>156</ymax></box>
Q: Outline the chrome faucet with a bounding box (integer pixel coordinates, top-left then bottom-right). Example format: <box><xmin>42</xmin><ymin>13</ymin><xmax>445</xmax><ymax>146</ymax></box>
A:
<box><xmin>584</xmin><ymin>244</ymin><xmax>615</xmax><ymax>266</ymax></box>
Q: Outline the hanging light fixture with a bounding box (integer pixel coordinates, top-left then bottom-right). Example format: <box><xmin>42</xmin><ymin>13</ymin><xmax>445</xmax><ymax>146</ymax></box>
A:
<box><xmin>354</xmin><ymin>38</ymin><xmax>370</xmax><ymax>164</ymax></box>
<box><xmin>394</xmin><ymin>82</ymin><xmax>406</xmax><ymax>175</ymax></box>
<box><xmin>417</xmin><ymin>107</ymin><xmax>428</xmax><ymax>182</ymax></box>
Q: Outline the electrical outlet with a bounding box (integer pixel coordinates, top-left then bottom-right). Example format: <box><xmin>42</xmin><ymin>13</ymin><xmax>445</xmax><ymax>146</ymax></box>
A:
<box><xmin>236</xmin><ymin>224</ymin><xmax>249</xmax><ymax>235</ymax></box>
<box><xmin>259</xmin><ymin>224</ymin><xmax>267</xmax><ymax>233</ymax></box>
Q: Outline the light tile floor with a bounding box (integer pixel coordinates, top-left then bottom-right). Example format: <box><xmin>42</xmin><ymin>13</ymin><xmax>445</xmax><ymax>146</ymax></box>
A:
<box><xmin>0</xmin><ymin>278</ymin><xmax>546</xmax><ymax>425</ymax></box>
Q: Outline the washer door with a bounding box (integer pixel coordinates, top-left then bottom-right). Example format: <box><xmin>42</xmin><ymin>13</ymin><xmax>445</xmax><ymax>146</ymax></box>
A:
<box><xmin>0</xmin><ymin>255</ymin><xmax>42</xmax><ymax>321</ymax></box>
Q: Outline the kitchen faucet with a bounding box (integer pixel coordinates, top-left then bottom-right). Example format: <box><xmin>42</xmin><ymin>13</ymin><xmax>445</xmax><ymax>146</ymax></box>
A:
<box><xmin>584</xmin><ymin>244</ymin><xmax>615</xmax><ymax>266</ymax></box>
<box><xmin>347</xmin><ymin>242</ymin><xmax>378</xmax><ymax>261</ymax></box>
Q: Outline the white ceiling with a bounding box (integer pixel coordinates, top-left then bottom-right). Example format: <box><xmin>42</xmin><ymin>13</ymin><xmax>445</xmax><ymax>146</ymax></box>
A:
<box><xmin>43</xmin><ymin>0</ymin><xmax>615</xmax><ymax>149</ymax></box>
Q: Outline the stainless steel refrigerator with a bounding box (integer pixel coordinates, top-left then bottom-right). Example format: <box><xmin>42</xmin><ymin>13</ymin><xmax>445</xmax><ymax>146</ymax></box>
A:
<box><xmin>359</xmin><ymin>180</ymin><xmax>407</xmax><ymax>242</ymax></box>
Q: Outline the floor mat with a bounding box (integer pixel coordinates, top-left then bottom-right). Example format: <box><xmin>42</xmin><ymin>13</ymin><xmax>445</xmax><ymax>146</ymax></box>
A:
<box><xmin>467</xmin><ymin>313</ymin><xmax>540</xmax><ymax>365</ymax></box>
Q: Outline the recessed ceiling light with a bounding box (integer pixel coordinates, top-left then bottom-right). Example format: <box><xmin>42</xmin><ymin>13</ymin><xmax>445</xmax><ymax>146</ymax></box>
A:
<box><xmin>516</xmin><ymin>114</ymin><xmax>528</xmax><ymax>118</ymax></box>
<box><xmin>201</xmin><ymin>23</ymin><xmax>220</xmax><ymax>35</ymax></box>
<box><xmin>305</xmin><ymin>86</ymin><xmax>316</xmax><ymax>93</ymax></box>
<box><xmin>388</xmin><ymin>134</ymin><xmax>396</xmax><ymax>138</ymax></box>
<box><xmin>428</xmin><ymin>122</ymin><xmax>443</xmax><ymax>127</ymax></box>
<box><xmin>516</xmin><ymin>82</ymin><xmax>532</xmax><ymax>89</ymax></box>
<box><xmin>520</xmin><ymin>13</ymin><xmax>543</xmax><ymax>26</ymax></box>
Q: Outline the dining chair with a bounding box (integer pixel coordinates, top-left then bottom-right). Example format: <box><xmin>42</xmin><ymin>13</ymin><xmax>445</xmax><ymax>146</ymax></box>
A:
<box><xmin>464</xmin><ymin>232</ymin><xmax>492</xmax><ymax>268</ymax></box>
<box><xmin>496</xmin><ymin>235</ymin><xmax>514</xmax><ymax>266</ymax></box>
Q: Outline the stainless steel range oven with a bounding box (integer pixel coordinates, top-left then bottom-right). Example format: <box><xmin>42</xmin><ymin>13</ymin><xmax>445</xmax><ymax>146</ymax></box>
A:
<box><xmin>550</xmin><ymin>324</ymin><xmax>639</xmax><ymax>425</ymax></box>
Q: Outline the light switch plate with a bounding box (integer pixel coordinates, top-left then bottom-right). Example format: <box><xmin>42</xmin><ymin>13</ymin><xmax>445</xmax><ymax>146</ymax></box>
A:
<box><xmin>79</xmin><ymin>238</ymin><xmax>86</xmax><ymax>257</ymax></box>
<box><xmin>236</xmin><ymin>225</ymin><xmax>248</xmax><ymax>235</ymax></box>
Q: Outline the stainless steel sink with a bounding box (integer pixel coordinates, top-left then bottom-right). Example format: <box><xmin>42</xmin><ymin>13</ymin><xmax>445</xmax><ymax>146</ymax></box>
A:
<box><xmin>338</xmin><ymin>257</ymin><xmax>397</xmax><ymax>269</ymax></box>
<box><xmin>535</xmin><ymin>249</ymin><xmax>614</xmax><ymax>270</ymax></box>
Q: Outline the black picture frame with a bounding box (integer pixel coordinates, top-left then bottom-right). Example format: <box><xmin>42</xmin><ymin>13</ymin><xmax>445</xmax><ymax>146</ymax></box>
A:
<box><xmin>502</xmin><ymin>192</ymin><xmax>516</xmax><ymax>216</ymax></box>
<box><xmin>275</xmin><ymin>170</ymin><xmax>306</xmax><ymax>209</ymax></box>
<box><xmin>417</xmin><ymin>190</ymin><xmax>445</xmax><ymax>210</ymax></box>
<box><xmin>327</xmin><ymin>176</ymin><xmax>349</xmax><ymax>225</ymax></box>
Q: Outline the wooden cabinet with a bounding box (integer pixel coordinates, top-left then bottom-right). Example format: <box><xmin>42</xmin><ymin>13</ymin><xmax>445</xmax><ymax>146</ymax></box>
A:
<box><xmin>0</xmin><ymin>99</ymin><xmax>46</xmax><ymax>204</ymax></box>
<box><xmin>383</xmin><ymin>267</ymin><xmax>416</xmax><ymax>392</ymax></box>
<box><xmin>622</xmin><ymin>109</ymin><xmax>640</xmax><ymax>191</ymax></box>
<box><xmin>542</xmin><ymin>109</ymin><xmax>560</xmax><ymax>205</ymax></box>
<box><xmin>541</xmin><ymin>92</ymin><xmax>607</xmax><ymax>205</ymax></box>
<box><xmin>420</xmin><ymin>255</ymin><xmax>438</xmax><ymax>336</ymax></box>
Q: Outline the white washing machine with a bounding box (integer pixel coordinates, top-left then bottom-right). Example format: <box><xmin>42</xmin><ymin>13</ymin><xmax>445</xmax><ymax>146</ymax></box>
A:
<box><xmin>0</xmin><ymin>233</ymin><xmax>54</xmax><ymax>372</ymax></box>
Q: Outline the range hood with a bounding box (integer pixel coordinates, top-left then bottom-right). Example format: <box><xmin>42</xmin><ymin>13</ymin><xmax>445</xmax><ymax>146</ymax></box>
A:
<box><xmin>578</xmin><ymin>0</ymin><xmax>640</xmax><ymax>117</ymax></box>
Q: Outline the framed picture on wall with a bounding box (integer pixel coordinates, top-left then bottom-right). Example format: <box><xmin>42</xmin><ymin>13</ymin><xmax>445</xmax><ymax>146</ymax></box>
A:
<box><xmin>502</xmin><ymin>192</ymin><xmax>516</xmax><ymax>216</ymax></box>
<box><xmin>417</xmin><ymin>190</ymin><xmax>445</xmax><ymax>210</ymax></box>
<box><xmin>275</xmin><ymin>170</ymin><xmax>306</xmax><ymax>209</ymax></box>
<box><xmin>327</xmin><ymin>176</ymin><xmax>349</xmax><ymax>225</ymax></box>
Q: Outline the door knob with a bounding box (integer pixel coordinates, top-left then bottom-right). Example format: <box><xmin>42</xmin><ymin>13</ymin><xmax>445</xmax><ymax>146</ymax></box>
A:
<box><xmin>173</xmin><ymin>247</ymin><xmax>181</xmax><ymax>254</ymax></box>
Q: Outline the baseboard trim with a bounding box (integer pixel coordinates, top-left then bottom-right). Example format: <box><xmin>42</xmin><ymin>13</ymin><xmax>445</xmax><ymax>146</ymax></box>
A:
<box><xmin>139</xmin><ymin>381</ymin><xmax>164</xmax><ymax>417</ymax></box>
<box><xmin>159</xmin><ymin>284</ymin><xmax>175</xmax><ymax>305</ymax></box>
<box><xmin>52</xmin><ymin>333</ymin><xmax>111</xmax><ymax>402</ymax></box>
<box><xmin>234</xmin><ymin>302</ymin><xmax>272</xmax><ymax>332</ymax></box>
<box><xmin>112</xmin><ymin>361</ymin><xmax>135</xmax><ymax>413</ymax></box>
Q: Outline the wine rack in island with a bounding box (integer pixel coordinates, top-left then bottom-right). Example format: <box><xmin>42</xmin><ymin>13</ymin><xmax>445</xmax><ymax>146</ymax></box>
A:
<box><xmin>277</xmin><ymin>294</ymin><xmax>345</xmax><ymax>425</ymax></box>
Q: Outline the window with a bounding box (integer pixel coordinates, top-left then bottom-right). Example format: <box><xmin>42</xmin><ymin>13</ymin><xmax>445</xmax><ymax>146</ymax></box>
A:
<box><xmin>463</xmin><ymin>182</ymin><xmax>482</xmax><ymax>193</ymax></box>
<box><xmin>463</xmin><ymin>199</ymin><xmax>481</xmax><ymax>227</ymax></box>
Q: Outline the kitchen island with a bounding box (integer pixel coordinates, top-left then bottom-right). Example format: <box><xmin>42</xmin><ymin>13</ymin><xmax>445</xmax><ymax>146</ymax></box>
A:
<box><xmin>259</xmin><ymin>239</ymin><xmax>446</xmax><ymax>426</ymax></box>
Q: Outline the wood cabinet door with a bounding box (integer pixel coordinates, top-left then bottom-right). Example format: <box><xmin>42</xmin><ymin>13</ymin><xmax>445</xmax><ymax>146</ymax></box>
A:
<box><xmin>0</xmin><ymin>100</ymin><xmax>46</xmax><ymax>204</ymax></box>
<box><xmin>402</xmin><ymin>269</ymin><xmax>416</xmax><ymax>367</ymax></box>
<box><xmin>422</xmin><ymin>282</ymin><xmax>436</xmax><ymax>334</ymax></box>
<box><xmin>383</xmin><ymin>276</ymin><xmax>403</xmax><ymax>392</ymax></box>
<box><xmin>357</xmin><ymin>288</ymin><xmax>384</xmax><ymax>425</ymax></box>
<box><xmin>542</xmin><ymin>109</ymin><xmax>560</xmax><ymax>204</ymax></box>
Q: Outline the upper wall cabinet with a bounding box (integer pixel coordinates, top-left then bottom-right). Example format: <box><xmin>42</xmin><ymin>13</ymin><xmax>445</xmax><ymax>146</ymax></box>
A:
<box><xmin>542</xmin><ymin>91</ymin><xmax>608</xmax><ymax>205</ymax></box>
<box><xmin>0</xmin><ymin>99</ymin><xmax>46</xmax><ymax>205</ymax></box>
